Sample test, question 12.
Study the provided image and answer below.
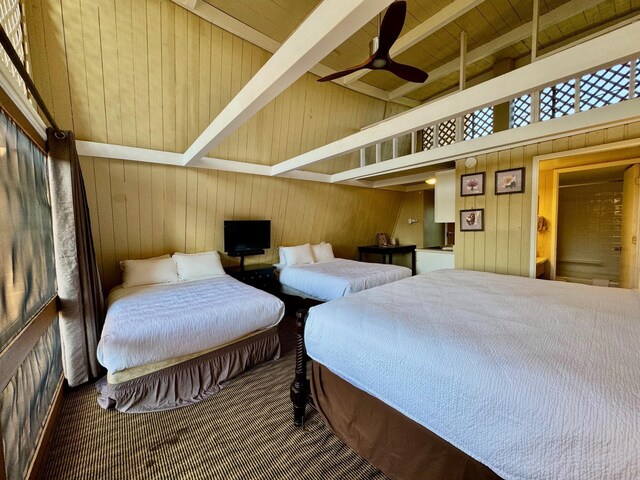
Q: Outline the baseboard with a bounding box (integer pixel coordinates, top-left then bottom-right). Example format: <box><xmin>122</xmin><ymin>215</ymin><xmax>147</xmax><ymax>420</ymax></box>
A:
<box><xmin>25</xmin><ymin>374</ymin><xmax>65</xmax><ymax>480</ymax></box>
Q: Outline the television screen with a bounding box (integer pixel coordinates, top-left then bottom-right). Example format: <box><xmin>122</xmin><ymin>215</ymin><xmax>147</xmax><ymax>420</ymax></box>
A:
<box><xmin>224</xmin><ymin>220</ymin><xmax>271</xmax><ymax>253</ymax></box>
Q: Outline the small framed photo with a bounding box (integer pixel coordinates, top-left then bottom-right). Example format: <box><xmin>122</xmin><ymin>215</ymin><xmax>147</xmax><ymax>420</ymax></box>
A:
<box><xmin>460</xmin><ymin>208</ymin><xmax>484</xmax><ymax>232</ymax></box>
<box><xmin>460</xmin><ymin>172</ymin><xmax>485</xmax><ymax>196</ymax></box>
<box><xmin>495</xmin><ymin>167</ymin><xmax>525</xmax><ymax>195</ymax></box>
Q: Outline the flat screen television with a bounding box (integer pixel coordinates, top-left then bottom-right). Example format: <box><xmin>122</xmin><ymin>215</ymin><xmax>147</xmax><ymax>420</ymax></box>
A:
<box><xmin>224</xmin><ymin>220</ymin><xmax>271</xmax><ymax>254</ymax></box>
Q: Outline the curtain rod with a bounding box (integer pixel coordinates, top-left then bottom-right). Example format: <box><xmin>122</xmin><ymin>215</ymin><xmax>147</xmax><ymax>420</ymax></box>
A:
<box><xmin>0</xmin><ymin>25</ymin><xmax>60</xmax><ymax>132</ymax></box>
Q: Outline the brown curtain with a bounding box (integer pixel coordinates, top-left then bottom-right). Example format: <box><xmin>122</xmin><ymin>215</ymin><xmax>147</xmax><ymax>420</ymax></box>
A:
<box><xmin>47</xmin><ymin>129</ymin><xmax>104</xmax><ymax>387</ymax></box>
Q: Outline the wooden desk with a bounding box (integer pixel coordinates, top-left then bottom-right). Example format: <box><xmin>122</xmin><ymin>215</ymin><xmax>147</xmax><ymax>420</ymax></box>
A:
<box><xmin>358</xmin><ymin>244</ymin><xmax>417</xmax><ymax>275</ymax></box>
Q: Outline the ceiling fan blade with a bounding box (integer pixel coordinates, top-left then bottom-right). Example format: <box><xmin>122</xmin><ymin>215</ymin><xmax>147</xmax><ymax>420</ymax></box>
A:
<box><xmin>386</xmin><ymin>60</ymin><xmax>429</xmax><ymax>83</ymax></box>
<box><xmin>317</xmin><ymin>55</ymin><xmax>375</xmax><ymax>82</ymax></box>
<box><xmin>377</xmin><ymin>1</ymin><xmax>406</xmax><ymax>55</ymax></box>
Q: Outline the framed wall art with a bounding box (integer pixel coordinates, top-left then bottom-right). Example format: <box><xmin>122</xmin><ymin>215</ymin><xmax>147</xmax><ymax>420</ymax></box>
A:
<box><xmin>460</xmin><ymin>172</ymin><xmax>485</xmax><ymax>196</ymax></box>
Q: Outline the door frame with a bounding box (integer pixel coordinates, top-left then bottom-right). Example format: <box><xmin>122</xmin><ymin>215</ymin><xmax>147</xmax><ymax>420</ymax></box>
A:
<box><xmin>531</xmin><ymin>137</ymin><xmax>640</xmax><ymax>280</ymax></box>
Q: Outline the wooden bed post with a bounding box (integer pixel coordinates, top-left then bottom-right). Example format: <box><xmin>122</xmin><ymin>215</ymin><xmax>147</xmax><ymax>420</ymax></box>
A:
<box><xmin>290</xmin><ymin>309</ymin><xmax>309</xmax><ymax>427</ymax></box>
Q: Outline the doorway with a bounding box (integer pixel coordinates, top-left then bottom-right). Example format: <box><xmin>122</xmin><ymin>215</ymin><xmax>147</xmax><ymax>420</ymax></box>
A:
<box><xmin>543</xmin><ymin>161</ymin><xmax>640</xmax><ymax>288</ymax></box>
<box><xmin>555</xmin><ymin>165</ymin><xmax>626</xmax><ymax>286</ymax></box>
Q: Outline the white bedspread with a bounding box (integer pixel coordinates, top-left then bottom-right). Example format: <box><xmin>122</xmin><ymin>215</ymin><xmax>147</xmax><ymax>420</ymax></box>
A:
<box><xmin>305</xmin><ymin>270</ymin><xmax>640</xmax><ymax>480</ymax></box>
<box><xmin>277</xmin><ymin>259</ymin><xmax>411</xmax><ymax>301</ymax></box>
<box><xmin>98</xmin><ymin>276</ymin><xmax>284</xmax><ymax>373</ymax></box>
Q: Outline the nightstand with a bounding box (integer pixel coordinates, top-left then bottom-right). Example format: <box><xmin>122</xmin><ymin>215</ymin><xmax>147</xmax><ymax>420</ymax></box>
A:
<box><xmin>225</xmin><ymin>264</ymin><xmax>278</xmax><ymax>294</ymax></box>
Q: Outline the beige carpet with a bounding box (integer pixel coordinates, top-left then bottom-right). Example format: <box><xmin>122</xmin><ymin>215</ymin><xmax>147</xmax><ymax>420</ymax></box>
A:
<box><xmin>40</xmin><ymin>352</ymin><xmax>387</xmax><ymax>480</ymax></box>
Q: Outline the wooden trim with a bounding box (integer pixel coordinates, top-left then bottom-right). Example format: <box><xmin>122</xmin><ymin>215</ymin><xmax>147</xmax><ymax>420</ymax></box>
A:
<box><xmin>0</xmin><ymin>84</ymin><xmax>46</xmax><ymax>152</ymax></box>
<box><xmin>75</xmin><ymin>140</ymin><xmax>375</xmax><ymax>188</ymax></box>
<box><xmin>536</xmin><ymin>137</ymin><xmax>640</xmax><ymax>164</ymax></box>
<box><xmin>389</xmin><ymin>0</ymin><xmax>605</xmax><ymax>100</ymax></box>
<box><xmin>26</xmin><ymin>375</ymin><xmax>64</xmax><ymax>480</ymax></box>
<box><xmin>331</xmin><ymin>98</ymin><xmax>640</xmax><ymax>183</ymax></box>
<box><xmin>273</xmin><ymin>22</ymin><xmax>640</xmax><ymax>176</ymax></box>
<box><xmin>170</xmin><ymin>0</ymin><xmax>419</xmax><ymax>107</ymax></box>
<box><xmin>182</xmin><ymin>0</ymin><xmax>394</xmax><ymax>166</ymax></box>
<box><xmin>0</xmin><ymin>296</ymin><xmax>58</xmax><ymax>391</ymax></box>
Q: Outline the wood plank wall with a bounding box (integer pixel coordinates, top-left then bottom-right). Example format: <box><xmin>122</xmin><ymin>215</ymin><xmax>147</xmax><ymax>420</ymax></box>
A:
<box><xmin>24</xmin><ymin>0</ymin><xmax>411</xmax><ymax>291</ymax></box>
<box><xmin>24</xmin><ymin>0</ymin><xmax>405</xmax><ymax>174</ymax></box>
<box><xmin>81</xmin><ymin>155</ymin><xmax>404</xmax><ymax>291</ymax></box>
<box><xmin>455</xmin><ymin>121</ymin><xmax>640</xmax><ymax>275</ymax></box>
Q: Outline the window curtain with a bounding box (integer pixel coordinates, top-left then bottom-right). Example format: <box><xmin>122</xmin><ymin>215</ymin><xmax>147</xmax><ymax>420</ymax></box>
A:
<box><xmin>0</xmin><ymin>109</ymin><xmax>62</xmax><ymax>480</ymax></box>
<box><xmin>47</xmin><ymin>129</ymin><xmax>104</xmax><ymax>387</ymax></box>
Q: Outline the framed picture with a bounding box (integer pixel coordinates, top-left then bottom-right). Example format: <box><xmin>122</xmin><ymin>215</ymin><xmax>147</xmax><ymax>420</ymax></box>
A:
<box><xmin>495</xmin><ymin>167</ymin><xmax>525</xmax><ymax>195</ymax></box>
<box><xmin>460</xmin><ymin>172</ymin><xmax>485</xmax><ymax>196</ymax></box>
<box><xmin>460</xmin><ymin>208</ymin><xmax>484</xmax><ymax>232</ymax></box>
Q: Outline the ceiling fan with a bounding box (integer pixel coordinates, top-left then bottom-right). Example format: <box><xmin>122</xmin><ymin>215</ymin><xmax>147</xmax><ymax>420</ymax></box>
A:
<box><xmin>317</xmin><ymin>1</ymin><xmax>428</xmax><ymax>84</ymax></box>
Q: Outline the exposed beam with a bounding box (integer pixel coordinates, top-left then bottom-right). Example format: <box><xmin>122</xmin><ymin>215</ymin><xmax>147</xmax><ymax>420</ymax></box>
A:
<box><xmin>74</xmin><ymin>141</ymin><xmax>374</xmax><ymax>188</ymax></box>
<box><xmin>333</xmin><ymin>99</ymin><xmax>640</xmax><ymax>183</ymax></box>
<box><xmin>171</xmin><ymin>0</ymin><xmax>419</xmax><ymax>107</ymax></box>
<box><xmin>270</xmin><ymin>21</ymin><xmax>640</xmax><ymax>176</ymax></box>
<box><xmin>389</xmin><ymin>0</ymin><xmax>605</xmax><ymax>100</ymax></box>
<box><xmin>373</xmin><ymin>170</ymin><xmax>450</xmax><ymax>188</ymax></box>
<box><xmin>182</xmin><ymin>0</ymin><xmax>394</xmax><ymax>166</ymax></box>
<box><xmin>342</xmin><ymin>0</ymin><xmax>486</xmax><ymax>85</ymax></box>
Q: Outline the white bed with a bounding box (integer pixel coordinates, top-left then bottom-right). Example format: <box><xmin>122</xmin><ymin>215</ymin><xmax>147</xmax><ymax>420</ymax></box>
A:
<box><xmin>304</xmin><ymin>269</ymin><xmax>640</xmax><ymax>479</ymax></box>
<box><xmin>97</xmin><ymin>275</ymin><xmax>284</xmax><ymax>412</ymax></box>
<box><xmin>276</xmin><ymin>258</ymin><xmax>411</xmax><ymax>302</ymax></box>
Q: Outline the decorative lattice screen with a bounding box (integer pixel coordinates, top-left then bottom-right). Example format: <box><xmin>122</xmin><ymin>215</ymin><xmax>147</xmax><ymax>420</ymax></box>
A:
<box><xmin>438</xmin><ymin>119</ymin><xmax>457</xmax><ymax>146</ymax></box>
<box><xmin>464</xmin><ymin>106</ymin><xmax>493</xmax><ymax>140</ymax></box>
<box><xmin>580</xmin><ymin>62</ymin><xmax>630</xmax><ymax>111</ymax></box>
<box><xmin>510</xmin><ymin>94</ymin><xmax>531</xmax><ymax>128</ymax></box>
<box><xmin>422</xmin><ymin>126</ymin><xmax>435</xmax><ymax>150</ymax></box>
<box><xmin>0</xmin><ymin>0</ymin><xmax>28</xmax><ymax>95</ymax></box>
<box><xmin>540</xmin><ymin>80</ymin><xmax>575</xmax><ymax>121</ymax></box>
<box><xmin>636</xmin><ymin>59</ymin><xmax>640</xmax><ymax>98</ymax></box>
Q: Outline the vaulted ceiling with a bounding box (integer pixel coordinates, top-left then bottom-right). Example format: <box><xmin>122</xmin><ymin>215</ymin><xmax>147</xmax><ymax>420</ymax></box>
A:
<box><xmin>204</xmin><ymin>0</ymin><xmax>640</xmax><ymax>104</ymax></box>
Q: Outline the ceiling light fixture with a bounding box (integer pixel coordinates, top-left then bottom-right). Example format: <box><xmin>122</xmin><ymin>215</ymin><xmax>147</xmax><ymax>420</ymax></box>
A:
<box><xmin>425</xmin><ymin>177</ymin><xmax>437</xmax><ymax>185</ymax></box>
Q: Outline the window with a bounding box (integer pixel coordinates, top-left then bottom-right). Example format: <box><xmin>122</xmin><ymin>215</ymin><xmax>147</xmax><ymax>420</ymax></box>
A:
<box><xmin>438</xmin><ymin>119</ymin><xmax>456</xmax><ymax>147</ymax></box>
<box><xmin>540</xmin><ymin>80</ymin><xmax>575</xmax><ymax>121</ymax></box>
<box><xmin>0</xmin><ymin>0</ymin><xmax>29</xmax><ymax>95</ymax></box>
<box><xmin>422</xmin><ymin>125</ymin><xmax>435</xmax><ymax>151</ymax></box>
<box><xmin>464</xmin><ymin>106</ymin><xmax>493</xmax><ymax>140</ymax></box>
<box><xmin>580</xmin><ymin>62</ymin><xmax>630</xmax><ymax>111</ymax></box>
<box><xmin>510</xmin><ymin>94</ymin><xmax>531</xmax><ymax>128</ymax></box>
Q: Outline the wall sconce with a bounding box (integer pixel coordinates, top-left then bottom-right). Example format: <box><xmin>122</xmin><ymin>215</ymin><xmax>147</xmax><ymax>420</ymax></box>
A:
<box><xmin>425</xmin><ymin>177</ymin><xmax>436</xmax><ymax>185</ymax></box>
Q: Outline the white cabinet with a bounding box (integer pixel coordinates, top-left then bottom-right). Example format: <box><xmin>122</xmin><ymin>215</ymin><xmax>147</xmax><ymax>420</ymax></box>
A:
<box><xmin>435</xmin><ymin>169</ymin><xmax>455</xmax><ymax>223</ymax></box>
<box><xmin>416</xmin><ymin>250</ymin><xmax>455</xmax><ymax>274</ymax></box>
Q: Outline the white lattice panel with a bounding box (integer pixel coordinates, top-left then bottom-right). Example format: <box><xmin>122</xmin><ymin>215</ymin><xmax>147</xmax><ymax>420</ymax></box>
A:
<box><xmin>0</xmin><ymin>0</ymin><xmax>27</xmax><ymax>94</ymax></box>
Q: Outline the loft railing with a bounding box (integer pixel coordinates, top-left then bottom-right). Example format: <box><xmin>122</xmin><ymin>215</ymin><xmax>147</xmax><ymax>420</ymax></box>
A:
<box><xmin>359</xmin><ymin>58</ymin><xmax>639</xmax><ymax>168</ymax></box>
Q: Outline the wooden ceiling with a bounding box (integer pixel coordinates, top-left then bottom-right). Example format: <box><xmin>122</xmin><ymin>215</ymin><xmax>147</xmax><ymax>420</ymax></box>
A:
<box><xmin>204</xmin><ymin>0</ymin><xmax>640</xmax><ymax>103</ymax></box>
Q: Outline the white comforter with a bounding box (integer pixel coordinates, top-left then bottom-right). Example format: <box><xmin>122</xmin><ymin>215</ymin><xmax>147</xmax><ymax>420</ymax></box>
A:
<box><xmin>305</xmin><ymin>270</ymin><xmax>640</xmax><ymax>480</ymax></box>
<box><xmin>98</xmin><ymin>275</ymin><xmax>284</xmax><ymax>373</ymax></box>
<box><xmin>277</xmin><ymin>258</ymin><xmax>411</xmax><ymax>301</ymax></box>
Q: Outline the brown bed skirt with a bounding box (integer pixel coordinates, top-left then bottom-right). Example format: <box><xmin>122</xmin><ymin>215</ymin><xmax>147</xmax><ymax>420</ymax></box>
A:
<box><xmin>311</xmin><ymin>362</ymin><xmax>501</xmax><ymax>480</ymax></box>
<box><xmin>96</xmin><ymin>328</ymin><xmax>280</xmax><ymax>413</ymax></box>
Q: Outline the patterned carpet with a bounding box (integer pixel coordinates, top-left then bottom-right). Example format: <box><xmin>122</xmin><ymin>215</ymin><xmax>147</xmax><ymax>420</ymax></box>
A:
<box><xmin>40</xmin><ymin>351</ymin><xmax>387</xmax><ymax>480</ymax></box>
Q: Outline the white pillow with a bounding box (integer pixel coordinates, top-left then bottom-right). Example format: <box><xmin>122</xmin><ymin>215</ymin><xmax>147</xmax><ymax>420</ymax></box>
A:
<box><xmin>172</xmin><ymin>251</ymin><xmax>226</xmax><ymax>281</ymax></box>
<box><xmin>120</xmin><ymin>257</ymin><xmax>179</xmax><ymax>289</ymax></box>
<box><xmin>312</xmin><ymin>242</ymin><xmax>334</xmax><ymax>262</ymax></box>
<box><xmin>280</xmin><ymin>243</ymin><xmax>315</xmax><ymax>266</ymax></box>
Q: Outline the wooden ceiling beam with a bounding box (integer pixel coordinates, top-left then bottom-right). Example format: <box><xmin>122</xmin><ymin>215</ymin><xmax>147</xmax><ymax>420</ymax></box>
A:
<box><xmin>342</xmin><ymin>0</ymin><xmax>486</xmax><ymax>85</ymax></box>
<box><xmin>182</xmin><ymin>0</ymin><xmax>395</xmax><ymax>166</ymax></box>
<box><xmin>170</xmin><ymin>0</ymin><xmax>418</xmax><ymax>108</ymax></box>
<box><xmin>389</xmin><ymin>0</ymin><xmax>605</xmax><ymax>100</ymax></box>
<box><xmin>269</xmin><ymin>22</ymin><xmax>640</xmax><ymax>176</ymax></box>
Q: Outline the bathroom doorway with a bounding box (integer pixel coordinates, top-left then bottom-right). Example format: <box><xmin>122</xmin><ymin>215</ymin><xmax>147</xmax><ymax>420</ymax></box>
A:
<box><xmin>550</xmin><ymin>161</ymin><xmax>640</xmax><ymax>288</ymax></box>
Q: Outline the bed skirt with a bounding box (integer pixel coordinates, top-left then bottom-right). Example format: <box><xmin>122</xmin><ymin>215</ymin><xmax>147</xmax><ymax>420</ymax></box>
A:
<box><xmin>96</xmin><ymin>328</ymin><xmax>280</xmax><ymax>413</ymax></box>
<box><xmin>311</xmin><ymin>362</ymin><xmax>501</xmax><ymax>480</ymax></box>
